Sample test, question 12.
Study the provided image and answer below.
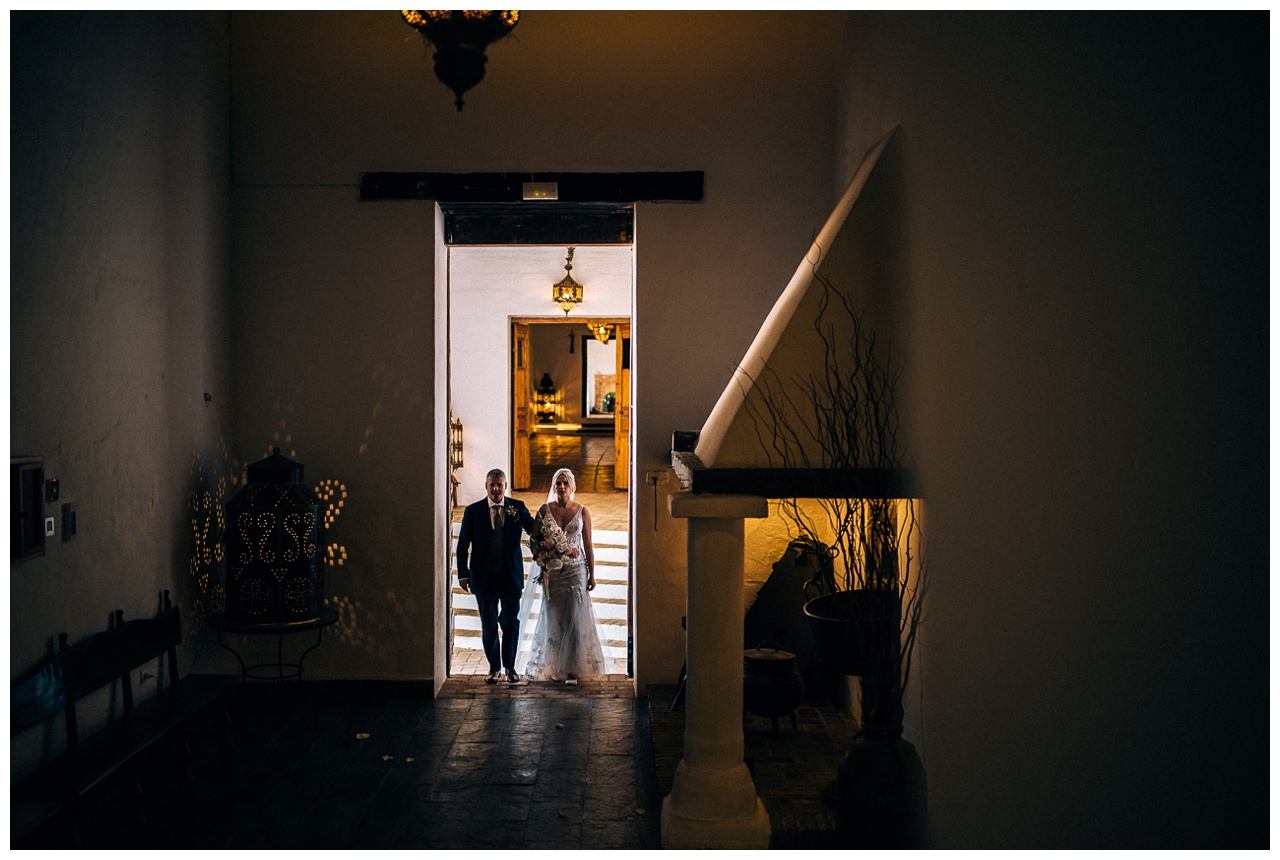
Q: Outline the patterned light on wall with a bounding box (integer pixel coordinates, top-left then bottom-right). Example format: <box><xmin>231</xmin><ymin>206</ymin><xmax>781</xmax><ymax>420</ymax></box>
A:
<box><xmin>224</xmin><ymin>448</ymin><xmax>324</xmax><ymax>625</ymax></box>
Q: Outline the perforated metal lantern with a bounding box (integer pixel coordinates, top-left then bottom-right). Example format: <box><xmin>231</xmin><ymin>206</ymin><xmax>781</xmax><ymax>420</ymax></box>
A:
<box><xmin>224</xmin><ymin>448</ymin><xmax>323</xmax><ymax>625</ymax></box>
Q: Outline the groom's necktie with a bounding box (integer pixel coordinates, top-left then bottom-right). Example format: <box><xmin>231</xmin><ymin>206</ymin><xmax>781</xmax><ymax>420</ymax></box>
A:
<box><xmin>491</xmin><ymin>504</ymin><xmax>503</xmax><ymax>530</ymax></box>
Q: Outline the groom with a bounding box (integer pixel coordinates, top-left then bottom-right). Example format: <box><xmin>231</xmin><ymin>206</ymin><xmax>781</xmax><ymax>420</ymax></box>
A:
<box><xmin>456</xmin><ymin>468</ymin><xmax>537</xmax><ymax>684</ymax></box>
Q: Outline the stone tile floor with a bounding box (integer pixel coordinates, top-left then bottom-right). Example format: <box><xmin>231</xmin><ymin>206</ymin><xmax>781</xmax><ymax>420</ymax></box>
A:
<box><xmin>17</xmin><ymin>678</ymin><xmax>859</xmax><ymax>850</ymax></box>
<box><xmin>18</xmin><ymin>680</ymin><xmax>660</xmax><ymax>850</ymax></box>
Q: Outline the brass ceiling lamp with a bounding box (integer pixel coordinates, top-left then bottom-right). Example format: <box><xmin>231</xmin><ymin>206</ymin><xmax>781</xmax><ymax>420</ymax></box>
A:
<box><xmin>552</xmin><ymin>246</ymin><xmax>583</xmax><ymax>316</ymax></box>
<box><xmin>588</xmin><ymin>321</ymin><xmax>613</xmax><ymax>343</ymax></box>
<box><xmin>402</xmin><ymin>10</ymin><xmax>520</xmax><ymax>111</ymax></box>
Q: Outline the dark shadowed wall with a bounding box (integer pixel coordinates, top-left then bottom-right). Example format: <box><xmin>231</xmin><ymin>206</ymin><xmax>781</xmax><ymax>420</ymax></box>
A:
<box><xmin>10</xmin><ymin>11</ymin><xmax>232</xmax><ymax>778</ymax></box>
<box><xmin>835</xmin><ymin>11</ymin><xmax>1268</xmax><ymax>848</ymax></box>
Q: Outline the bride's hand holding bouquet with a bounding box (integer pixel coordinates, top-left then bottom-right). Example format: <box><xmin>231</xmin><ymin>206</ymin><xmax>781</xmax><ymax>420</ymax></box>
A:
<box><xmin>528</xmin><ymin>516</ymin><xmax>579</xmax><ymax>582</ymax></box>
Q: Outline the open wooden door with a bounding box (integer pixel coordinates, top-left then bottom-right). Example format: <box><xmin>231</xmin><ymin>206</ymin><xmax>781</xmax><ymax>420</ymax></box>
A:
<box><xmin>512</xmin><ymin>322</ymin><xmax>531</xmax><ymax>490</ymax></box>
<box><xmin>614</xmin><ymin>322</ymin><xmax>630</xmax><ymax>490</ymax></box>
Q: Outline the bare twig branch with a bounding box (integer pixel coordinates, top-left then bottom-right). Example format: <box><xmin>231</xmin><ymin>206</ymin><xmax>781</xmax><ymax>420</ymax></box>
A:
<box><xmin>744</xmin><ymin>271</ymin><xmax>927</xmax><ymax>699</ymax></box>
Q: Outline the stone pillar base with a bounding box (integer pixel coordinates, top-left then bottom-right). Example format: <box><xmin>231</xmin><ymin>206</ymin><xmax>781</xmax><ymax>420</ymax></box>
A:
<box><xmin>661</xmin><ymin>795</ymin><xmax>771</xmax><ymax>850</ymax></box>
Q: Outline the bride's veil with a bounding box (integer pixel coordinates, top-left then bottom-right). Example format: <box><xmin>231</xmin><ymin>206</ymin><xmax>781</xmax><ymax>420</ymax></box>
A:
<box><xmin>513</xmin><ymin>556</ymin><xmax>540</xmax><ymax>673</ymax></box>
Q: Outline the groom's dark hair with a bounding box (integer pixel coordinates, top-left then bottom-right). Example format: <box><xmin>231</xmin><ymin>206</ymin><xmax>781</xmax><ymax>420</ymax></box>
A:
<box><xmin>486</xmin><ymin>468</ymin><xmax>506</xmax><ymax>481</ymax></box>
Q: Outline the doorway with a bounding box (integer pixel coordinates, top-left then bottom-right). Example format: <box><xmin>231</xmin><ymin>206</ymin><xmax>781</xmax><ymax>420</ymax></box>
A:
<box><xmin>514</xmin><ymin>318</ymin><xmax>630</xmax><ymax>493</ymax></box>
<box><xmin>446</xmin><ymin>245</ymin><xmax>633</xmax><ymax>678</ymax></box>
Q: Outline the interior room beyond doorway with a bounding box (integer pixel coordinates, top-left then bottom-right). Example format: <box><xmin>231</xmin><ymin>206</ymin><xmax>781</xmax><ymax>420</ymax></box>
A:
<box><xmin>447</xmin><ymin>244</ymin><xmax>633</xmax><ymax>678</ymax></box>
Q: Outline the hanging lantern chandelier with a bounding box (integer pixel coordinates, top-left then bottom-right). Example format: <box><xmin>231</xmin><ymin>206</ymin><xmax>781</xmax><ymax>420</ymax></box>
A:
<box><xmin>588</xmin><ymin>321</ymin><xmax>614</xmax><ymax>343</ymax></box>
<box><xmin>552</xmin><ymin>246</ymin><xmax>583</xmax><ymax>316</ymax></box>
<box><xmin>402</xmin><ymin>10</ymin><xmax>520</xmax><ymax>111</ymax></box>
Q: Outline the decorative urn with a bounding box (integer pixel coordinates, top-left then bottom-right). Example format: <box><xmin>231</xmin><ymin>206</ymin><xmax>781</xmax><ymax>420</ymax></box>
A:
<box><xmin>223</xmin><ymin>448</ymin><xmax>324</xmax><ymax>625</ymax></box>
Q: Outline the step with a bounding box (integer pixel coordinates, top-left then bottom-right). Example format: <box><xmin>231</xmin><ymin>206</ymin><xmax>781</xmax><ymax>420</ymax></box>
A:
<box><xmin>450</xmin><ymin>520</ymin><xmax>631</xmax><ymax>674</ymax></box>
<box><xmin>452</xmin><ymin>622</ymin><xmax>628</xmax><ymax>653</ymax></box>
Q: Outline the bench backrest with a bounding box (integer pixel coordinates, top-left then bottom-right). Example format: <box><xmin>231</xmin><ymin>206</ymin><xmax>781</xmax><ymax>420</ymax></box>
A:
<box><xmin>11</xmin><ymin>633</ymin><xmax>75</xmax><ymax>738</ymax></box>
<box><xmin>10</xmin><ymin>591</ymin><xmax>183</xmax><ymax>750</ymax></box>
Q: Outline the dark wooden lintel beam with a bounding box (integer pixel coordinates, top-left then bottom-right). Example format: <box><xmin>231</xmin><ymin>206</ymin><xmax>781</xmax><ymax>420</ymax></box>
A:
<box><xmin>671</xmin><ymin>449</ymin><xmax>918</xmax><ymax>499</ymax></box>
<box><xmin>445</xmin><ymin>209</ymin><xmax>634</xmax><ymax>245</ymax></box>
<box><xmin>359</xmin><ymin>171</ymin><xmax>703</xmax><ymax>203</ymax></box>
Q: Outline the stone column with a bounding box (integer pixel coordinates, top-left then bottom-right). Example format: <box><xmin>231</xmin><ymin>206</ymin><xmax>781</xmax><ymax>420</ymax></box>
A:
<box><xmin>662</xmin><ymin>492</ymin><xmax>770</xmax><ymax>849</ymax></box>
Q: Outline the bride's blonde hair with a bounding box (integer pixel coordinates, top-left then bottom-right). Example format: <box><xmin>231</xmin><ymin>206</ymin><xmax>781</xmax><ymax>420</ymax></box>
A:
<box><xmin>547</xmin><ymin>468</ymin><xmax>576</xmax><ymax>504</ymax></box>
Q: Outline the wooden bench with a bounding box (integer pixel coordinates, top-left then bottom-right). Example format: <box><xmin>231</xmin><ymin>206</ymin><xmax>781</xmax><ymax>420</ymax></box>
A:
<box><xmin>11</xmin><ymin>591</ymin><xmax>238</xmax><ymax>846</ymax></box>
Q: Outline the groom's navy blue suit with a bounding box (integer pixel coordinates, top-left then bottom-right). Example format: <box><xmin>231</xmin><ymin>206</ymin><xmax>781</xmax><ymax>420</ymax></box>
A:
<box><xmin>456</xmin><ymin>495</ymin><xmax>536</xmax><ymax>674</ymax></box>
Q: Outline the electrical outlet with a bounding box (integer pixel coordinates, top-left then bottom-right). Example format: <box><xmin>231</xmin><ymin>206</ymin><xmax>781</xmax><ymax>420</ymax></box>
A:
<box><xmin>43</xmin><ymin>517</ymin><xmax>55</xmax><ymax>537</ymax></box>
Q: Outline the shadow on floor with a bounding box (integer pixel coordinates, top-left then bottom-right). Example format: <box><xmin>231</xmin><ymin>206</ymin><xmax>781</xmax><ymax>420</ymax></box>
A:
<box><xmin>19</xmin><ymin>680</ymin><xmax>861</xmax><ymax>849</ymax></box>
<box><xmin>17</xmin><ymin>681</ymin><xmax>661</xmax><ymax>850</ymax></box>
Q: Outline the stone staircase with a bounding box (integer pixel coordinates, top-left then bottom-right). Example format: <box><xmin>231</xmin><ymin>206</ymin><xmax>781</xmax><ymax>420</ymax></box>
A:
<box><xmin>449</xmin><ymin>523</ymin><xmax>630</xmax><ymax>675</ymax></box>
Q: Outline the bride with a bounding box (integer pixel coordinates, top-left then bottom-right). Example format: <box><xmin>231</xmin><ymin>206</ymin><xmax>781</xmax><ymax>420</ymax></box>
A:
<box><xmin>518</xmin><ymin>467</ymin><xmax>608</xmax><ymax>684</ymax></box>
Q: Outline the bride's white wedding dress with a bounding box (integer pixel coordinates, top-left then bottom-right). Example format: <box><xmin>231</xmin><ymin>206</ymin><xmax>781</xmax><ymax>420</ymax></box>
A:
<box><xmin>518</xmin><ymin>508</ymin><xmax>608</xmax><ymax>680</ymax></box>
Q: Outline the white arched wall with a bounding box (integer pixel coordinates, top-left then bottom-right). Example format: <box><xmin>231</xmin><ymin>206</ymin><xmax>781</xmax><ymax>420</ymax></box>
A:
<box><xmin>449</xmin><ymin>245</ymin><xmax>633</xmax><ymax>498</ymax></box>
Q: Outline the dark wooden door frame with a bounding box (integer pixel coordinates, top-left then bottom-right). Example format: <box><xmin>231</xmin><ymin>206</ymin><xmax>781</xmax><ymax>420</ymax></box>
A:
<box><xmin>360</xmin><ymin>170</ymin><xmax>703</xmax><ymax>245</ymax></box>
<box><xmin>359</xmin><ymin>170</ymin><xmax>703</xmax><ymax>204</ymax></box>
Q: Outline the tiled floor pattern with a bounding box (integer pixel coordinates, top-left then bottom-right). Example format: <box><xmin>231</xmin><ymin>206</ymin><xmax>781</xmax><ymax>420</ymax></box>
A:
<box><xmin>454</xmin><ymin>431</ymin><xmax>628</xmax><ymax>529</ymax></box>
<box><xmin>527</xmin><ymin>430</ymin><xmax>619</xmax><ymax>497</ymax></box>
<box><xmin>18</xmin><ymin>674</ymin><xmax>856</xmax><ymax>849</ymax></box>
<box><xmin>21</xmin><ymin>682</ymin><xmax>662</xmax><ymax>850</ymax></box>
<box><xmin>437</xmin><ymin>673</ymin><xmax>636</xmax><ymax>700</ymax></box>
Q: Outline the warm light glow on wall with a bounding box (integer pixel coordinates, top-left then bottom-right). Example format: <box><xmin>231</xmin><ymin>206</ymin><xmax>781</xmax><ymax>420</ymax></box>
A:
<box><xmin>756</xmin><ymin>497</ymin><xmax>924</xmax><ymax>591</ymax></box>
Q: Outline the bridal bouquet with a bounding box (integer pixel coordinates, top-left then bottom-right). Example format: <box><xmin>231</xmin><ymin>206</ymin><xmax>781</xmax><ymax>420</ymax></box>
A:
<box><xmin>529</xmin><ymin>516</ymin><xmax>579</xmax><ymax>574</ymax></box>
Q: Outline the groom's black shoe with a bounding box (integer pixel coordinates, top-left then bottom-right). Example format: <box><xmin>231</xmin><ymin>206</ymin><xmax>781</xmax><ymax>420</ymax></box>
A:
<box><xmin>485</xmin><ymin>671</ymin><xmax>500</xmax><ymax>684</ymax></box>
<box><xmin>506</xmin><ymin>670</ymin><xmax>523</xmax><ymax>684</ymax></box>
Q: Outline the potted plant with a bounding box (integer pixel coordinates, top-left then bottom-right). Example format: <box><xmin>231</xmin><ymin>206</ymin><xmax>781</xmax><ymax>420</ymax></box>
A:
<box><xmin>744</xmin><ymin>273</ymin><xmax>927</xmax><ymax>848</ymax></box>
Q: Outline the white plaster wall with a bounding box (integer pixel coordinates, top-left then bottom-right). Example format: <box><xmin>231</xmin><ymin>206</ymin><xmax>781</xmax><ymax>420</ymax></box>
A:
<box><xmin>449</xmin><ymin>246</ymin><xmax>632</xmax><ymax>496</ymax></box>
<box><xmin>834</xmin><ymin>11</ymin><xmax>1267</xmax><ymax>849</ymax></box>
<box><xmin>9</xmin><ymin>11</ymin><xmax>231</xmax><ymax>778</ymax></box>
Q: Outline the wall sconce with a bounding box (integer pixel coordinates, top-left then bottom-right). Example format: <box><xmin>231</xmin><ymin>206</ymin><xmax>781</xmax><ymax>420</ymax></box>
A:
<box><xmin>402</xmin><ymin>10</ymin><xmax>520</xmax><ymax>112</ymax></box>
<box><xmin>535</xmin><ymin>373</ymin><xmax>558</xmax><ymax>424</ymax></box>
<box><xmin>552</xmin><ymin>246</ymin><xmax>583</xmax><ymax>316</ymax></box>
<box><xmin>448</xmin><ymin>414</ymin><xmax>464</xmax><ymax>506</ymax></box>
<box><xmin>449</xmin><ymin>416</ymin><xmax>464</xmax><ymax>470</ymax></box>
<box><xmin>588</xmin><ymin>321</ymin><xmax>614</xmax><ymax>344</ymax></box>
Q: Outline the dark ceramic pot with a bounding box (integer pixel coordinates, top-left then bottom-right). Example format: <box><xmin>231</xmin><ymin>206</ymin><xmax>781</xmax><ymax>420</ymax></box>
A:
<box><xmin>835</xmin><ymin>728</ymin><xmax>928</xmax><ymax>848</ymax></box>
<box><xmin>742</xmin><ymin>643</ymin><xmax>805</xmax><ymax>721</ymax></box>
<box><xmin>802</xmin><ymin>589</ymin><xmax>900</xmax><ymax>677</ymax></box>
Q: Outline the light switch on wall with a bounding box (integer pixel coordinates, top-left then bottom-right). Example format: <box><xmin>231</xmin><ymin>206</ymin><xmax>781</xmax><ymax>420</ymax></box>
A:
<box><xmin>43</xmin><ymin>517</ymin><xmax>55</xmax><ymax>537</ymax></box>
